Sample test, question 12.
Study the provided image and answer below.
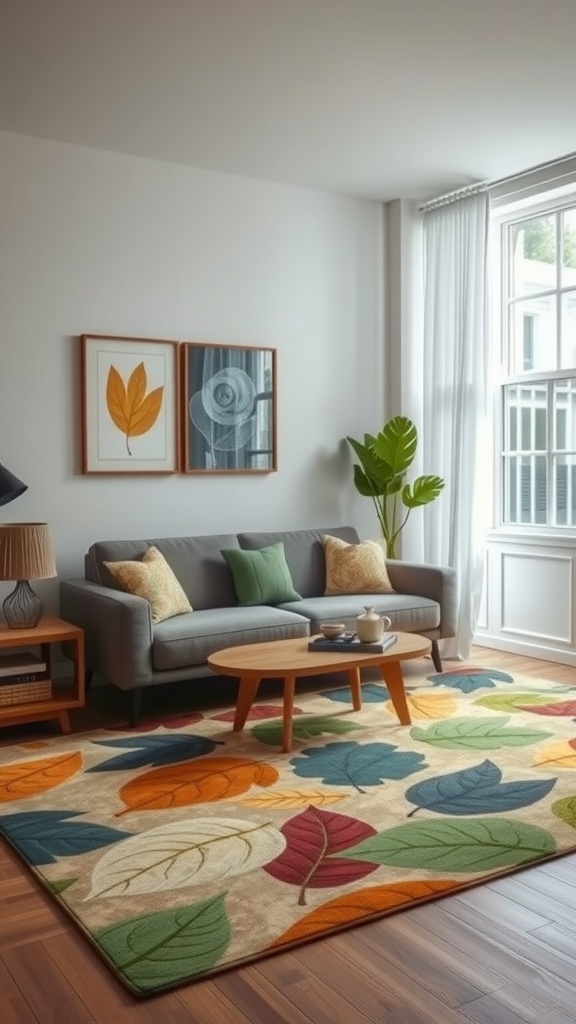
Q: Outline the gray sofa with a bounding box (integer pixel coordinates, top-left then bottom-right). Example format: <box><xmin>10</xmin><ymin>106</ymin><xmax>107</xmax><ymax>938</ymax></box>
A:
<box><xmin>59</xmin><ymin>525</ymin><xmax>457</xmax><ymax>723</ymax></box>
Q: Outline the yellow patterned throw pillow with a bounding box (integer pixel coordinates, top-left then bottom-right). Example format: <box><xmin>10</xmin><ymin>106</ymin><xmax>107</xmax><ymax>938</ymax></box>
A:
<box><xmin>103</xmin><ymin>546</ymin><xmax>193</xmax><ymax>623</ymax></box>
<box><xmin>323</xmin><ymin>535</ymin><xmax>395</xmax><ymax>595</ymax></box>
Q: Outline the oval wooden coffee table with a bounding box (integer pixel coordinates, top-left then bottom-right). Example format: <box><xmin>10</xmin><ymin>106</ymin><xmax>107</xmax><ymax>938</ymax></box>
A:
<box><xmin>208</xmin><ymin>632</ymin><xmax>431</xmax><ymax>752</ymax></box>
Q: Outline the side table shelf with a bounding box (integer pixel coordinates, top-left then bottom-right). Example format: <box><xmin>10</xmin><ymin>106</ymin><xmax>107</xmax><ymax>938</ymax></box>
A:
<box><xmin>0</xmin><ymin>616</ymin><xmax>85</xmax><ymax>734</ymax></box>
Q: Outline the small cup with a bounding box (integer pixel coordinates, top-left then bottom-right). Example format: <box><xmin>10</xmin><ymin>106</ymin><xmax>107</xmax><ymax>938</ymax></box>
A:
<box><xmin>319</xmin><ymin>623</ymin><xmax>346</xmax><ymax>639</ymax></box>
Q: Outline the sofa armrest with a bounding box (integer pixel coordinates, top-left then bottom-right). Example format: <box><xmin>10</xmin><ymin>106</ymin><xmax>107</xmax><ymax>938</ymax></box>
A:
<box><xmin>385</xmin><ymin>560</ymin><xmax>457</xmax><ymax>639</ymax></box>
<box><xmin>59</xmin><ymin>580</ymin><xmax>154</xmax><ymax>690</ymax></box>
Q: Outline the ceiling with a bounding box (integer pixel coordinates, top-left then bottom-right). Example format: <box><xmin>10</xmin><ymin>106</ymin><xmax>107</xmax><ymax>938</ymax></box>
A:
<box><xmin>2</xmin><ymin>0</ymin><xmax>576</xmax><ymax>202</ymax></box>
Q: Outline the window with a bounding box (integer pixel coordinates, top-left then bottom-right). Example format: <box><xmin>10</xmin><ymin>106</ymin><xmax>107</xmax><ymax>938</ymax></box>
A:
<box><xmin>497</xmin><ymin>201</ymin><xmax>576</xmax><ymax>529</ymax></box>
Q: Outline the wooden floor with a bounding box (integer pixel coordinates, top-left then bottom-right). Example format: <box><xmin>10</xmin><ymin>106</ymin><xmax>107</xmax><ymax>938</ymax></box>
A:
<box><xmin>2</xmin><ymin>646</ymin><xmax>576</xmax><ymax>1024</ymax></box>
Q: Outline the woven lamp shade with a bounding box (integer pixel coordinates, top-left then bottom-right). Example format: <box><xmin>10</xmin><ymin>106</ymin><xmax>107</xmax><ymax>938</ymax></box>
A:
<box><xmin>0</xmin><ymin>523</ymin><xmax>57</xmax><ymax>581</ymax></box>
<box><xmin>0</xmin><ymin>523</ymin><xmax>56</xmax><ymax>629</ymax></box>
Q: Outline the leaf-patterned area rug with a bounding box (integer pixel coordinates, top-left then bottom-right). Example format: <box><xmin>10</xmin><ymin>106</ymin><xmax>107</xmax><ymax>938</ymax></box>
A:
<box><xmin>2</xmin><ymin>666</ymin><xmax>576</xmax><ymax>997</ymax></box>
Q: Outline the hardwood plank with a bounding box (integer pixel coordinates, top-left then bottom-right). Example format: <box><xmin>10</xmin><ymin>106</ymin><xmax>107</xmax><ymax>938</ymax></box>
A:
<box><xmin>2</xmin><ymin>940</ymin><xmax>95</xmax><ymax>1024</ymax></box>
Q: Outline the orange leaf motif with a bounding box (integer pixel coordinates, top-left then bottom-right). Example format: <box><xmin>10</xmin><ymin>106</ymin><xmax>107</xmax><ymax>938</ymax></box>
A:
<box><xmin>117</xmin><ymin>757</ymin><xmax>279</xmax><ymax>814</ymax></box>
<box><xmin>269</xmin><ymin>879</ymin><xmax>457</xmax><ymax>946</ymax></box>
<box><xmin>106</xmin><ymin>362</ymin><xmax>164</xmax><ymax>454</ymax></box>
<box><xmin>0</xmin><ymin>752</ymin><xmax>82</xmax><ymax>802</ymax></box>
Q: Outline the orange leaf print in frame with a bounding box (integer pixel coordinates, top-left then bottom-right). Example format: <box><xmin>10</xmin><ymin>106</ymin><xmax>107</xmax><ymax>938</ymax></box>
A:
<box><xmin>106</xmin><ymin>362</ymin><xmax>164</xmax><ymax>456</ymax></box>
<box><xmin>116</xmin><ymin>757</ymin><xmax>279</xmax><ymax>814</ymax></box>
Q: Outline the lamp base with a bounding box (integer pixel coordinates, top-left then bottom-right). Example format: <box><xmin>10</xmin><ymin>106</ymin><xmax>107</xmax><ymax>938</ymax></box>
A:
<box><xmin>3</xmin><ymin>580</ymin><xmax>43</xmax><ymax>629</ymax></box>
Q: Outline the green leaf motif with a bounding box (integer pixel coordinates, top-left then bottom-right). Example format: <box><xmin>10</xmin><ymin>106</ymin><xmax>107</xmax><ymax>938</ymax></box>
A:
<box><xmin>552</xmin><ymin>796</ymin><xmax>576</xmax><ymax>829</ymax></box>
<box><xmin>252</xmin><ymin>716</ymin><xmax>364</xmax><ymax>746</ymax></box>
<box><xmin>476</xmin><ymin>693</ymin><xmax>567</xmax><ymax>714</ymax></box>
<box><xmin>410</xmin><ymin>716</ymin><xmax>553</xmax><ymax>750</ymax></box>
<box><xmin>46</xmin><ymin>878</ymin><xmax>76</xmax><ymax>895</ymax></box>
<box><xmin>95</xmin><ymin>893</ymin><xmax>230</xmax><ymax>993</ymax></box>
<box><xmin>340</xmin><ymin>818</ymin><xmax>557</xmax><ymax>872</ymax></box>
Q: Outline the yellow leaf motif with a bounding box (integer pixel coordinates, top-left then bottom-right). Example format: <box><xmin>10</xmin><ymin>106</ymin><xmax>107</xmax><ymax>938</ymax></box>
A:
<box><xmin>106</xmin><ymin>362</ymin><xmax>164</xmax><ymax>456</ymax></box>
<box><xmin>404</xmin><ymin>692</ymin><xmax>458</xmax><ymax>720</ymax></box>
<box><xmin>240</xmin><ymin>789</ymin><xmax>346</xmax><ymax>809</ymax></box>
<box><xmin>533</xmin><ymin>739</ymin><xmax>576</xmax><ymax>771</ymax></box>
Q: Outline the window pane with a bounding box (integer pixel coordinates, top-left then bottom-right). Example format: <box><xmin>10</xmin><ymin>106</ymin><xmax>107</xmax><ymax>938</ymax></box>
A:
<box><xmin>509</xmin><ymin>297</ymin><xmax>556</xmax><ymax>373</ymax></box>
<box><xmin>561</xmin><ymin>208</ymin><xmax>576</xmax><ymax>288</ymax></box>
<box><xmin>554</xmin><ymin>456</ymin><xmax>576</xmax><ymax>526</ymax></box>
<box><xmin>503</xmin><ymin>452</ymin><xmax>547</xmax><ymax>524</ymax></box>
<box><xmin>561</xmin><ymin>291</ymin><xmax>576</xmax><ymax>368</ymax></box>
<box><xmin>510</xmin><ymin>215</ymin><xmax>556</xmax><ymax>298</ymax></box>
<box><xmin>554</xmin><ymin>379</ymin><xmax>576</xmax><ymax>452</ymax></box>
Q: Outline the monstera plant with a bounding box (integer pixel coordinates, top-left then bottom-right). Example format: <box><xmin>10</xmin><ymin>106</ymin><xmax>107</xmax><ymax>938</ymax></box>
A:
<box><xmin>346</xmin><ymin>415</ymin><xmax>445</xmax><ymax>559</ymax></box>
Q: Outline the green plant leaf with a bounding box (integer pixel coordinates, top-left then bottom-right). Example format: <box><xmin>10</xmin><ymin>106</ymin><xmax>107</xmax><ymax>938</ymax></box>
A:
<box><xmin>403</xmin><ymin>475</ymin><xmax>445</xmax><ymax>508</ymax></box>
<box><xmin>371</xmin><ymin>416</ymin><xmax>417</xmax><ymax>474</ymax></box>
<box><xmin>346</xmin><ymin>416</ymin><xmax>444</xmax><ymax>552</ymax></box>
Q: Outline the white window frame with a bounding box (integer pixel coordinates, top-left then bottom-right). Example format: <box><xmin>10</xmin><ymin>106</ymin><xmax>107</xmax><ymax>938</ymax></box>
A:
<box><xmin>491</xmin><ymin>189</ymin><xmax>576</xmax><ymax>538</ymax></box>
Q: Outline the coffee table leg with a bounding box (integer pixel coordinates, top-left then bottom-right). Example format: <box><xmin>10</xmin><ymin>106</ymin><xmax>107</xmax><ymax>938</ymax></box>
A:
<box><xmin>379</xmin><ymin>661</ymin><xmax>411</xmax><ymax>725</ymax></box>
<box><xmin>233</xmin><ymin>676</ymin><xmax>261</xmax><ymax>734</ymax></box>
<box><xmin>348</xmin><ymin>667</ymin><xmax>362</xmax><ymax>711</ymax></box>
<box><xmin>282</xmin><ymin>675</ymin><xmax>296</xmax><ymax>753</ymax></box>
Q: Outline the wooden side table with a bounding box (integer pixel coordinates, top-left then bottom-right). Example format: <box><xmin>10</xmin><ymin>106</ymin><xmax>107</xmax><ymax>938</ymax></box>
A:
<box><xmin>0</xmin><ymin>616</ymin><xmax>85</xmax><ymax>734</ymax></box>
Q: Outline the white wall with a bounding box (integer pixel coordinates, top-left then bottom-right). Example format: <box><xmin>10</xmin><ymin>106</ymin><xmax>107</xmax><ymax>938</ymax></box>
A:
<box><xmin>0</xmin><ymin>131</ymin><xmax>384</xmax><ymax>614</ymax></box>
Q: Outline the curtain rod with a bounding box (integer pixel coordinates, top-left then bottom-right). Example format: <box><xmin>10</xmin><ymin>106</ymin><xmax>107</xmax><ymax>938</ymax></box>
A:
<box><xmin>418</xmin><ymin>150</ymin><xmax>576</xmax><ymax>213</ymax></box>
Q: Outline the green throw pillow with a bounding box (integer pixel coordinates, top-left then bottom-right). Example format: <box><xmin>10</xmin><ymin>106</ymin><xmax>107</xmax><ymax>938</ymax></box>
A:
<box><xmin>221</xmin><ymin>543</ymin><xmax>302</xmax><ymax>606</ymax></box>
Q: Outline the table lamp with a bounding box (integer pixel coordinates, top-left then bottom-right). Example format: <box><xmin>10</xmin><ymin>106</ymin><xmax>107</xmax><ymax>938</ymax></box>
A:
<box><xmin>0</xmin><ymin>462</ymin><xmax>28</xmax><ymax>507</ymax></box>
<box><xmin>0</xmin><ymin>522</ymin><xmax>57</xmax><ymax>628</ymax></box>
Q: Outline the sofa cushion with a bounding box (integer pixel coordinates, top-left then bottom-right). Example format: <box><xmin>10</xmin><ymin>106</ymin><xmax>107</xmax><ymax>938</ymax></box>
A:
<box><xmin>103</xmin><ymin>546</ymin><xmax>193</xmax><ymax>623</ymax></box>
<box><xmin>237</xmin><ymin>526</ymin><xmax>360</xmax><ymax>598</ymax></box>
<box><xmin>86</xmin><ymin>533</ymin><xmax>240</xmax><ymax>609</ymax></box>
<box><xmin>221</xmin><ymin>543</ymin><xmax>302</xmax><ymax>605</ymax></box>
<box><xmin>323</xmin><ymin>535</ymin><xmax>394</xmax><ymax>595</ymax></box>
<box><xmin>279</xmin><ymin>594</ymin><xmax>440</xmax><ymax>636</ymax></box>
<box><xmin>151</xmin><ymin>606</ymin><xmax>310</xmax><ymax>671</ymax></box>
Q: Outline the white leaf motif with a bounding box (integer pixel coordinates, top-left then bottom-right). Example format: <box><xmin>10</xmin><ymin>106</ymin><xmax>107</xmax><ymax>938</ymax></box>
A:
<box><xmin>85</xmin><ymin>817</ymin><xmax>285</xmax><ymax>900</ymax></box>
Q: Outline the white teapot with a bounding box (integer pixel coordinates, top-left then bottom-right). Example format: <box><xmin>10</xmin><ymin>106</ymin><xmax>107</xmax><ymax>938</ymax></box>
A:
<box><xmin>356</xmin><ymin>606</ymin><xmax>392</xmax><ymax>643</ymax></box>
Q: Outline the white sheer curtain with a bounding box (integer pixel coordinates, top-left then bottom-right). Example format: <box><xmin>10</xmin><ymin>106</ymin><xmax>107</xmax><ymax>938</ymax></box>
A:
<box><xmin>405</xmin><ymin>193</ymin><xmax>491</xmax><ymax>659</ymax></box>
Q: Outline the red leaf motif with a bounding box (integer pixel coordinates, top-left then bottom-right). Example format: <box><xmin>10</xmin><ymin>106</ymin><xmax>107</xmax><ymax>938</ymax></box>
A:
<box><xmin>518</xmin><ymin>701</ymin><xmax>576</xmax><ymax>717</ymax></box>
<box><xmin>211</xmin><ymin>705</ymin><xmax>304</xmax><ymax>723</ymax></box>
<box><xmin>106</xmin><ymin>713</ymin><xmax>205</xmax><ymax>733</ymax></box>
<box><xmin>264</xmin><ymin>805</ymin><xmax>378</xmax><ymax>905</ymax></box>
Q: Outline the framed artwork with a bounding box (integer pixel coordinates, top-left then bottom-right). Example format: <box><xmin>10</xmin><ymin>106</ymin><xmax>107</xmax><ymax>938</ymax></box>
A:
<box><xmin>181</xmin><ymin>342</ymin><xmax>277</xmax><ymax>473</ymax></box>
<box><xmin>80</xmin><ymin>335</ymin><xmax>180</xmax><ymax>474</ymax></box>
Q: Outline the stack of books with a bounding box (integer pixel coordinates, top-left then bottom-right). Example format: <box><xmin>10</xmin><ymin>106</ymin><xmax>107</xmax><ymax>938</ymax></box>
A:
<box><xmin>308</xmin><ymin>632</ymin><xmax>398</xmax><ymax>654</ymax></box>
<box><xmin>0</xmin><ymin>653</ymin><xmax>51</xmax><ymax>706</ymax></box>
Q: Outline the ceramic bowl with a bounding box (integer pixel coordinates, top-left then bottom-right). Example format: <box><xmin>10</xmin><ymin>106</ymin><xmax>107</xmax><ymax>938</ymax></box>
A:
<box><xmin>319</xmin><ymin>623</ymin><xmax>346</xmax><ymax>639</ymax></box>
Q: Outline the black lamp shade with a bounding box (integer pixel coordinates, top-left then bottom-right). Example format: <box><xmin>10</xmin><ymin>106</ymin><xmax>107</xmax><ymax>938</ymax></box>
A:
<box><xmin>0</xmin><ymin>463</ymin><xmax>27</xmax><ymax>508</ymax></box>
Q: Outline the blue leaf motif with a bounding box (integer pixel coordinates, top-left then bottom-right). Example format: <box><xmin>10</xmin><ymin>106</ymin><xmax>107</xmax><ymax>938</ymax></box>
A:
<box><xmin>0</xmin><ymin>810</ymin><xmax>132</xmax><ymax>865</ymax></box>
<box><xmin>405</xmin><ymin>759</ymin><xmax>556</xmax><ymax>817</ymax></box>
<box><xmin>428</xmin><ymin>668</ymin><xmax>514</xmax><ymax>693</ymax></box>
<box><xmin>87</xmin><ymin>734</ymin><xmax>220</xmax><ymax>772</ymax></box>
<box><xmin>291</xmin><ymin>742</ymin><xmax>426</xmax><ymax>793</ymax></box>
<box><xmin>324</xmin><ymin>683</ymin><xmax>389</xmax><ymax>704</ymax></box>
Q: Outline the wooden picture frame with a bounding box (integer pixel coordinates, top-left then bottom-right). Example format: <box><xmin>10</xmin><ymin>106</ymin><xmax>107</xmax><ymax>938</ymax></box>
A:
<box><xmin>80</xmin><ymin>334</ymin><xmax>180</xmax><ymax>474</ymax></box>
<box><xmin>181</xmin><ymin>342</ymin><xmax>277</xmax><ymax>473</ymax></box>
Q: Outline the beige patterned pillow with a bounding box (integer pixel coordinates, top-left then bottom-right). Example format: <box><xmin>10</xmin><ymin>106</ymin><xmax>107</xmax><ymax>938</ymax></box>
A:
<box><xmin>323</xmin><ymin>535</ymin><xmax>395</xmax><ymax>595</ymax></box>
<box><xmin>103</xmin><ymin>546</ymin><xmax>193</xmax><ymax>623</ymax></box>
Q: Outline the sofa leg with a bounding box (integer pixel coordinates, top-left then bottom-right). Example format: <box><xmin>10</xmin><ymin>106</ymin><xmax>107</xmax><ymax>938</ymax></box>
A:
<box><xmin>85</xmin><ymin>669</ymin><xmax>94</xmax><ymax>689</ymax></box>
<box><xmin>431</xmin><ymin>640</ymin><xmax>443</xmax><ymax>673</ymax></box>
<box><xmin>129</xmin><ymin>688</ymin><xmax>143</xmax><ymax>727</ymax></box>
